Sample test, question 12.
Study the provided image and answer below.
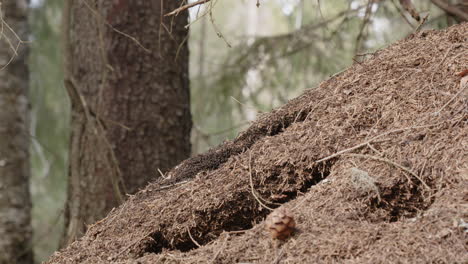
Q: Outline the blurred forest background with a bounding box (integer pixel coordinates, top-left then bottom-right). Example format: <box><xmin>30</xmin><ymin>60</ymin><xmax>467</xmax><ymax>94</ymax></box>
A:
<box><xmin>22</xmin><ymin>0</ymin><xmax>460</xmax><ymax>261</ymax></box>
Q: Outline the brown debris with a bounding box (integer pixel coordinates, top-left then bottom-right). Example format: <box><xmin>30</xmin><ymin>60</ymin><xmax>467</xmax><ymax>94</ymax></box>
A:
<box><xmin>46</xmin><ymin>23</ymin><xmax>468</xmax><ymax>264</ymax></box>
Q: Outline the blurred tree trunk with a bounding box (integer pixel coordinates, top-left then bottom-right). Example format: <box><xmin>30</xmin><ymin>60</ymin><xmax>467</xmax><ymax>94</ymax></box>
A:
<box><xmin>0</xmin><ymin>1</ymin><xmax>34</xmax><ymax>263</ymax></box>
<box><xmin>61</xmin><ymin>0</ymin><xmax>191</xmax><ymax>245</ymax></box>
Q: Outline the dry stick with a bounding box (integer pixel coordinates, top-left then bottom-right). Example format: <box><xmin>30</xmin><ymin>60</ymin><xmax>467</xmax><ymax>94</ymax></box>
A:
<box><xmin>187</xmin><ymin>227</ymin><xmax>202</xmax><ymax>248</ymax></box>
<box><xmin>80</xmin><ymin>0</ymin><xmax>150</xmax><ymax>53</ymax></box>
<box><xmin>367</xmin><ymin>142</ymin><xmax>383</xmax><ymax>156</ymax></box>
<box><xmin>91</xmin><ymin>0</ymin><xmax>129</xmax><ymax>199</ymax></box>
<box><xmin>431</xmin><ymin>0</ymin><xmax>468</xmax><ymax>21</ymax></box>
<box><xmin>64</xmin><ymin>79</ymin><xmax>127</xmax><ymax>203</ymax></box>
<box><xmin>315</xmin><ymin>122</ymin><xmax>449</xmax><ymax>164</ymax></box>
<box><xmin>209</xmin><ymin>7</ymin><xmax>232</xmax><ymax>48</ymax></box>
<box><xmin>354</xmin><ymin>0</ymin><xmax>373</xmax><ymax>55</ymax></box>
<box><xmin>344</xmin><ymin>153</ymin><xmax>430</xmax><ymax>190</ymax></box>
<box><xmin>315</xmin><ymin>138</ymin><xmax>389</xmax><ymax>163</ymax></box>
<box><xmin>430</xmin><ymin>47</ymin><xmax>453</xmax><ymax>89</ymax></box>
<box><xmin>154</xmin><ymin>180</ymin><xmax>190</xmax><ymax>192</ymax></box>
<box><xmin>391</xmin><ymin>0</ymin><xmax>415</xmax><ymax>28</ymax></box>
<box><xmin>433</xmin><ymin>79</ymin><xmax>468</xmax><ymax>115</ymax></box>
<box><xmin>272</xmin><ymin>246</ymin><xmax>285</xmax><ymax>264</ymax></box>
<box><xmin>64</xmin><ymin>1</ymin><xmax>128</xmax><ymax>201</ymax></box>
<box><xmin>166</xmin><ymin>0</ymin><xmax>211</xmax><ymax>16</ymax></box>
<box><xmin>0</xmin><ymin>40</ymin><xmax>20</xmax><ymax>71</ymax></box>
<box><xmin>249</xmin><ymin>152</ymin><xmax>274</xmax><ymax>211</ymax></box>
<box><xmin>414</xmin><ymin>13</ymin><xmax>429</xmax><ymax>33</ymax></box>
<box><xmin>0</xmin><ymin>10</ymin><xmax>26</xmax><ymax>71</ymax></box>
<box><xmin>210</xmin><ymin>234</ymin><xmax>229</xmax><ymax>263</ymax></box>
<box><xmin>231</xmin><ymin>96</ymin><xmax>261</xmax><ymax>112</ymax></box>
<box><xmin>112</xmin><ymin>232</ymin><xmax>153</xmax><ymax>259</ymax></box>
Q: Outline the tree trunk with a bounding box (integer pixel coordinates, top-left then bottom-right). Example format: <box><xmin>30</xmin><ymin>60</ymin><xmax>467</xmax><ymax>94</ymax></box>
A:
<box><xmin>62</xmin><ymin>0</ymin><xmax>191</xmax><ymax>245</ymax></box>
<box><xmin>0</xmin><ymin>1</ymin><xmax>34</xmax><ymax>263</ymax></box>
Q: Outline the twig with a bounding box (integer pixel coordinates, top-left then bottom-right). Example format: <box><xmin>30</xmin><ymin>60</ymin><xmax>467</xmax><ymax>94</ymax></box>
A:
<box><xmin>112</xmin><ymin>232</ymin><xmax>153</xmax><ymax>259</ymax></box>
<box><xmin>166</xmin><ymin>0</ymin><xmax>211</xmax><ymax>16</ymax></box>
<box><xmin>355</xmin><ymin>0</ymin><xmax>374</xmax><ymax>55</ymax></box>
<box><xmin>231</xmin><ymin>96</ymin><xmax>261</xmax><ymax>112</ymax></box>
<box><xmin>433</xmin><ymin>82</ymin><xmax>467</xmax><ymax>115</ymax></box>
<box><xmin>0</xmin><ymin>5</ymin><xmax>27</xmax><ymax>71</ymax></box>
<box><xmin>154</xmin><ymin>180</ymin><xmax>189</xmax><ymax>192</ymax></box>
<box><xmin>315</xmin><ymin>122</ymin><xmax>449</xmax><ymax>164</ymax></box>
<box><xmin>392</xmin><ymin>0</ymin><xmax>415</xmax><ymax>28</ymax></box>
<box><xmin>210</xmin><ymin>234</ymin><xmax>229</xmax><ymax>263</ymax></box>
<box><xmin>315</xmin><ymin>138</ymin><xmax>389</xmax><ymax>163</ymax></box>
<box><xmin>80</xmin><ymin>0</ymin><xmax>150</xmax><ymax>53</ymax></box>
<box><xmin>414</xmin><ymin>13</ymin><xmax>429</xmax><ymax>32</ymax></box>
<box><xmin>430</xmin><ymin>0</ymin><xmax>468</xmax><ymax>21</ymax></box>
<box><xmin>249</xmin><ymin>152</ymin><xmax>274</xmax><ymax>211</ymax></box>
<box><xmin>209</xmin><ymin>5</ymin><xmax>232</xmax><ymax>47</ymax></box>
<box><xmin>430</xmin><ymin>46</ymin><xmax>453</xmax><ymax>89</ymax></box>
<box><xmin>187</xmin><ymin>227</ymin><xmax>202</xmax><ymax>248</ymax></box>
<box><xmin>344</xmin><ymin>153</ymin><xmax>430</xmax><ymax>190</ymax></box>
<box><xmin>399</xmin><ymin>0</ymin><xmax>421</xmax><ymax>21</ymax></box>
<box><xmin>272</xmin><ymin>246</ymin><xmax>285</xmax><ymax>264</ymax></box>
<box><xmin>367</xmin><ymin>143</ymin><xmax>383</xmax><ymax>156</ymax></box>
<box><xmin>64</xmin><ymin>78</ymin><xmax>127</xmax><ymax>203</ymax></box>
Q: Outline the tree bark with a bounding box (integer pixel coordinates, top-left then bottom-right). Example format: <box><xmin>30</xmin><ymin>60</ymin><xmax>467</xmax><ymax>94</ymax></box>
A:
<box><xmin>62</xmin><ymin>0</ymin><xmax>191</xmax><ymax>245</ymax></box>
<box><xmin>0</xmin><ymin>1</ymin><xmax>34</xmax><ymax>263</ymax></box>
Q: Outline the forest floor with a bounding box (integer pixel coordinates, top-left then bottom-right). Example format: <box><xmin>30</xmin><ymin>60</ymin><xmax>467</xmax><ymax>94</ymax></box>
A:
<box><xmin>47</xmin><ymin>23</ymin><xmax>467</xmax><ymax>264</ymax></box>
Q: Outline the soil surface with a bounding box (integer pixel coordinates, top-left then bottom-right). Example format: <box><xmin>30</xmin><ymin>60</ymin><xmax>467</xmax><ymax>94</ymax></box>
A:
<box><xmin>47</xmin><ymin>23</ymin><xmax>467</xmax><ymax>264</ymax></box>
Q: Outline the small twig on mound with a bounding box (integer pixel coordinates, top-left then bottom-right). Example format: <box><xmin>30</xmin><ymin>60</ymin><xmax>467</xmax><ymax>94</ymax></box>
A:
<box><xmin>111</xmin><ymin>232</ymin><xmax>153</xmax><ymax>259</ymax></box>
<box><xmin>315</xmin><ymin>122</ymin><xmax>450</xmax><ymax>164</ymax></box>
<box><xmin>154</xmin><ymin>180</ymin><xmax>190</xmax><ymax>192</ymax></box>
<box><xmin>272</xmin><ymin>246</ymin><xmax>285</xmax><ymax>264</ymax></box>
<box><xmin>187</xmin><ymin>227</ymin><xmax>202</xmax><ymax>248</ymax></box>
<box><xmin>210</xmin><ymin>234</ymin><xmax>229</xmax><ymax>263</ymax></box>
<box><xmin>344</xmin><ymin>153</ymin><xmax>430</xmax><ymax>190</ymax></box>
<box><xmin>315</xmin><ymin>138</ymin><xmax>390</xmax><ymax>163</ymax></box>
<box><xmin>430</xmin><ymin>46</ymin><xmax>453</xmax><ymax>89</ymax></box>
<box><xmin>433</xmin><ymin>81</ymin><xmax>467</xmax><ymax>115</ymax></box>
<box><xmin>249</xmin><ymin>152</ymin><xmax>274</xmax><ymax>211</ymax></box>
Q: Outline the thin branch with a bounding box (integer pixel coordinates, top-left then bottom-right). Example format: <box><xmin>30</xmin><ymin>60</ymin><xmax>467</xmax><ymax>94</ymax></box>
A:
<box><xmin>399</xmin><ymin>0</ymin><xmax>421</xmax><ymax>21</ymax></box>
<box><xmin>209</xmin><ymin>234</ymin><xmax>229</xmax><ymax>263</ymax></box>
<box><xmin>431</xmin><ymin>0</ymin><xmax>468</xmax><ymax>21</ymax></box>
<box><xmin>391</xmin><ymin>0</ymin><xmax>416</xmax><ymax>28</ymax></box>
<box><xmin>344</xmin><ymin>153</ymin><xmax>430</xmax><ymax>190</ymax></box>
<box><xmin>0</xmin><ymin>3</ymin><xmax>27</xmax><ymax>71</ymax></box>
<box><xmin>315</xmin><ymin>122</ymin><xmax>450</xmax><ymax>164</ymax></box>
<box><xmin>355</xmin><ymin>0</ymin><xmax>374</xmax><ymax>55</ymax></box>
<box><xmin>249</xmin><ymin>152</ymin><xmax>274</xmax><ymax>211</ymax></box>
<box><xmin>433</xmin><ymin>79</ymin><xmax>467</xmax><ymax>115</ymax></box>
<box><xmin>165</xmin><ymin>0</ymin><xmax>211</xmax><ymax>16</ymax></box>
<box><xmin>414</xmin><ymin>13</ymin><xmax>429</xmax><ymax>33</ymax></box>
<box><xmin>80</xmin><ymin>0</ymin><xmax>150</xmax><ymax>53</ymax></box>
<box><xmin>187</xmin><ymin>227</ymin><xmax>202</xmax><ymax>248</ymax></box>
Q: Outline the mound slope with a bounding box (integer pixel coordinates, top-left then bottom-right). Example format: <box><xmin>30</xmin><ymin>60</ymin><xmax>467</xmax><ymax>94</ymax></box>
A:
<box><xmin>47</xmin><ymin>24</ymin><xmax>467</xmax><ymax>263</ymax></box>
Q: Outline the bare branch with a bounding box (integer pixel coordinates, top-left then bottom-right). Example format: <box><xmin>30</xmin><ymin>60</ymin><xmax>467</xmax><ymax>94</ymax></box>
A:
<box><xmin>431</xmin><ymin>0</ymin><xmax>468</xmax><ymax>21</ymax></box>
<box><xmin>165</xmin><ymin>0</ymin><xmax>211</xmax><ymax>16</ymax></box>
<box><xmin>399</xmin><ymin>0</ymin><xmax>421</xmax><ymax>21</ymax></box>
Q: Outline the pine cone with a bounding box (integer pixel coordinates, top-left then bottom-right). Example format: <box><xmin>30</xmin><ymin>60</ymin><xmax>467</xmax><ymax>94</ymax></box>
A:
<box><xmin>265</xmin><ymin>207</ymin><xmax>296</xmax><ymax>240</ymax></box>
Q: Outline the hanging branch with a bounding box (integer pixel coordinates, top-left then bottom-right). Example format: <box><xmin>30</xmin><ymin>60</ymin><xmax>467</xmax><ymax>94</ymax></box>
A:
<box><xmin>399</xmin><ymin>0</ymin><xmax>421</xmax><ymax>21</ymax></box>
<box><xmin>165</xmin><ymin>0</ymin><xmax>211</xmax><ymax>16</ymax></box>
<box><xmin>354</xmin><ymin>0</ymin><xmax>374</xmax><ymax>55</ymax></box>
<box><xmin>431</xmin><ymin>0</ymin><xmax>468</xmax><ymax>21</ymax></box>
